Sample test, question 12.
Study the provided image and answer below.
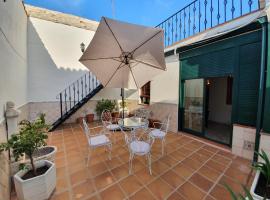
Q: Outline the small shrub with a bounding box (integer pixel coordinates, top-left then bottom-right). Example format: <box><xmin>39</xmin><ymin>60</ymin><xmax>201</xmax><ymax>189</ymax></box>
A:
<box><xmin>95</xmin><ymin>99</ymin><xmax>116</xmax><ymax>118</ymax></box>
<box><xmin>0</xmin><ymin>114</ymin><xmax>50</xmax><ymax>176</ymax></box>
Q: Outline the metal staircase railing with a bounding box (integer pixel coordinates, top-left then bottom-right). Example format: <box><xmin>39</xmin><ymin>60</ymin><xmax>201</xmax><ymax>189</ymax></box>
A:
<box><xmin>156</xmin><ymin>0</ymin><xmax>261</xmax><ymax>48</ymax></box>
<box><xmin>50</xmin><ymin>71</ymin><xmax>103</xmax><ymax>131</ymax></box>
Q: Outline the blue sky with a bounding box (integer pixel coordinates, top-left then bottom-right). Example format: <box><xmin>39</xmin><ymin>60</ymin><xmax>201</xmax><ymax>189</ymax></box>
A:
<box><xmin>24</xmin><ymin>0</ymin><xmax>188</xmax><ymax>27</ymax></box>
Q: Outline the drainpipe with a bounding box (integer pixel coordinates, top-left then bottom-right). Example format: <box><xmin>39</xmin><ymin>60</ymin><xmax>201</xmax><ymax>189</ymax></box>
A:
<box><xmin>253</xmin><ymin>17</ymin><xmax>268</xmax><ymax>163</ymax></box>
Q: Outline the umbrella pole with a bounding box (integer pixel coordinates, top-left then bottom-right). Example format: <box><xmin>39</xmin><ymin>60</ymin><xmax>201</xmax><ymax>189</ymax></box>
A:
<box><xmin>121</xmin><ymin>88</ymin><xmax>124</xmax><ymax>119</ymax></box>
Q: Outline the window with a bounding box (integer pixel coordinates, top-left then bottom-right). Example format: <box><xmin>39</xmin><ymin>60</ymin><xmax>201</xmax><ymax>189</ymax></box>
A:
<box><xmin>140</xmin><ymin>82</ymin><xmax>150</xmax><ymax>104</ymax></box>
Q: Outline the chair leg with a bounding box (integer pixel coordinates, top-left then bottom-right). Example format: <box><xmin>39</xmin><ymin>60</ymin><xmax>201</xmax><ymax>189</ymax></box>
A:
<box><xmin>108</xmin><ymin>144</ymin><xmax>112</xmax><ymax>160</ymax></box>
<box><xmin>87</xmin><ymin>149</ymin><xmax>92</xmax><ymax>167</ymax></box>
<box><xmin>148</xmin><ymin>153</ymin><xmax>152</xmax><ymax>175</ymax></box>
<box><xmin>162</xmin><ymin>138</ymin><xmax>165</xmax><ymax>156</ymax></box>
<box><xmin>129</xmin><ymin>154</ymin><xmax>134</xmax><ymax>175</ymax></box>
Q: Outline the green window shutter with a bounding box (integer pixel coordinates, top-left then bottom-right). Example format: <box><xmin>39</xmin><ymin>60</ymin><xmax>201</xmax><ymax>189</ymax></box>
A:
<box><xmin>181</xmin><ymin>47</ymin><xmax>235</xmax><ymax>80</ymax></box>
<box><xmin>235</xmin><ymin>42</ymin><xmax>261</xmax><ymax>126</ymax></box>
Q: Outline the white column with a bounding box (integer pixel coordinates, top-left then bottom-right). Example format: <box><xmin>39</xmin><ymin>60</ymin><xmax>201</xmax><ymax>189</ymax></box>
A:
<box><xmin>5</xmin><ymin>101</ymin><xmax>20</xmax><ymax>139</ymax></box>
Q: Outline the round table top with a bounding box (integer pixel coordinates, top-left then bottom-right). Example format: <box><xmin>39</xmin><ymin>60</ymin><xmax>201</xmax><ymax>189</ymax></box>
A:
<box><xmin>118</xmin><ymin>117</ymin><xmax>148</xmax><ymax>129</ymax></box>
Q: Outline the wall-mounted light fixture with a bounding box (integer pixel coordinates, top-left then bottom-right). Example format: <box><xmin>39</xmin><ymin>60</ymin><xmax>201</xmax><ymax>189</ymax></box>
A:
<box><xmin>206</xmin><ymin>79</ymin><xmax>211</xmax><ymax>85</ymax></box>
<box><xmin>80</xmin><ymin>42</ymin><xmax>85</xmax><ymax>53</ymax></box>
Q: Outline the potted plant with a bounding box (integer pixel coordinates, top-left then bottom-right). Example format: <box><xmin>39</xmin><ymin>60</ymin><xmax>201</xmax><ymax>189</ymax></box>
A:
<box><xmin>0</xmin><ymin>114</ymin><xmax>56</xmax><ymax>200</ymax></box>
<box><xmin>95</xmin><ymin>99</ymin><xmax>116</xmax><ymax>119</ymax></box>
<box><xmin>86</xmin><ymin>113</ymin><xmax>95</xmax><ymax>123</ymax></box>
<box><xmin>250</xmin><ymin>150</ymin><xmax>270</xmax><ymax>199</ymax></box>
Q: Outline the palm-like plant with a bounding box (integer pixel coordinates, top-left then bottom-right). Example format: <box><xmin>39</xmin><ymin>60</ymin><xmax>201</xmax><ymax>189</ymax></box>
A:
<box><xmin>0</xmin><ymin>114</ymin><xmax>50</xmax><ymax>176</ymax></box>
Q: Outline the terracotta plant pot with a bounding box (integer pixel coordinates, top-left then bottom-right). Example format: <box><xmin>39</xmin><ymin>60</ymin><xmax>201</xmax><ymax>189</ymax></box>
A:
<box><xmin>76</xmin><ymin>117</ymin><xmax>84</xmax><ymax>124</ymax></box>
<box><xmin>86</xmin><ymin>114</ymin><xmax>94</xmax><ymax>123</ymax></box>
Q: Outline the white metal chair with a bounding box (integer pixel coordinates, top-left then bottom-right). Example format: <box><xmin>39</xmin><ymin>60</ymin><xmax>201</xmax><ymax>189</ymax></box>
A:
<box><xmin>122</xmin><ymin>128</ymin><xmax>155</xmax><ymax>175</ymax></box>
<box><xmin>82</xmin><ymin>119</ymin><xmax>112</xmax><ymax>166</ymax></box>
<box><xmin>101</xmin><ymin>110</ymin><xmax>121</xmax><ymax>143</ymax></box>
<box><xmin>149</xmin><ymin>115</ymin><xmax>171</xmax><ymax>156</ymax></box>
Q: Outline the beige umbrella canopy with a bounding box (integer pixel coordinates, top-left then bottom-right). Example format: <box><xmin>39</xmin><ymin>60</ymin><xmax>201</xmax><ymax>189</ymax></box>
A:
<box><xmin>79</xmin><ymin>17</ymin><xmax>166</xmax><ymax>90</ymax></box>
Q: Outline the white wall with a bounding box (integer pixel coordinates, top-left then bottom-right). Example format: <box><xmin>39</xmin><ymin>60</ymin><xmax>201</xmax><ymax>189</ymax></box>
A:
<box><xmin>208</xmin><ymin>77</ymin><xmax>232</xmax><ymax>124</ymax></box>
<box><xmin>0</xmin><ymin>1</ymin><xmax>28</xmax><ymax>122</ymax></box>
<box><xmin>150</xmin><ymin>55</ymin><xmax>179</xmax><ymax>104</ymax></box>
<box><xmin>27</xmin><ymin>17</ymin><xmax>139</xmax><ymax>102</ymax></box>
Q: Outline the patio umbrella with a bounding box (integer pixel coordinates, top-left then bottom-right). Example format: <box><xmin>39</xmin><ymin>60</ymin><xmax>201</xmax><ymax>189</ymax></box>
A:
<box><xmin>79</xmin><ymin>17</ymin><xmax>166</xmax><ymax>117</ymax></box>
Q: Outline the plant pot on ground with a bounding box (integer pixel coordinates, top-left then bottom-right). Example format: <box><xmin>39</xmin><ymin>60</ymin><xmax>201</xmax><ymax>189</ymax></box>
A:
<box><xmin>14</xmin><ymin>160</ymin><xmax>56</xmax><ymax>200</ymax></box>
<box><xmin>250</xmin><ymin>150</ymin><xmax>270</xmax><ymax>200</ymax></box>
<box><xmin>0</xmin><ymin>114</ymin><xmax>56</xmax><ymax>200</ymax></box>
<box><xmin>86</xmin><ymin>113</ymin><xmax>94</xmax><ymax>123</ymax></box>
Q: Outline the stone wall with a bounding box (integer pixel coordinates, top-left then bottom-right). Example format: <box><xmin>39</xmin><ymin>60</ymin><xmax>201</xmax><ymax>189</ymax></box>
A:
<box><xmin>232</xmin><ymin>124</ymin><xmax>256</xmax><ymax>160</ymax></box>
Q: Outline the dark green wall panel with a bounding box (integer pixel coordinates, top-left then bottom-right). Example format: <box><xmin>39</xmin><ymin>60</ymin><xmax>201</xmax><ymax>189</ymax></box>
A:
<box><xmin>180</xmin><ymin>30</ymin><xmax>262</xmax><ymax>127</ymax></box>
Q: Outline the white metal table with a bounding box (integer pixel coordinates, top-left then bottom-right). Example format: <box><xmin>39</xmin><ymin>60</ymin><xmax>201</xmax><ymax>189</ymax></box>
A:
<box><xmin>118</xmin><ymin>117</ymin><xmax>149</xmax><ymax>130</ymax></box>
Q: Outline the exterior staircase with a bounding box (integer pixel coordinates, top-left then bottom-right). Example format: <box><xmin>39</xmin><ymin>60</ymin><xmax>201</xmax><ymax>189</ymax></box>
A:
<box><xmin>50</xmin><ymin>71</ymin><xmax>103</xmax><ymax>131</ymax></box>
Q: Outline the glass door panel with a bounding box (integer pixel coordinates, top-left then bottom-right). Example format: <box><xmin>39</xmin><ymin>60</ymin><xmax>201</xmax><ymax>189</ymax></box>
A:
<box><xmin>183</xmin><ymin>79</ymin><xmax>204</xmax><ymax>133</ymax></box>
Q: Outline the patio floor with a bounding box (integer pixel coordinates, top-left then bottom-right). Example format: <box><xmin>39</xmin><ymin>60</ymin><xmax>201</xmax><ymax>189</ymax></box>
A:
<box><xmin>14</xmin><ymin>123</ymin><xmax>255</xmax><ymax>200</ymax></box>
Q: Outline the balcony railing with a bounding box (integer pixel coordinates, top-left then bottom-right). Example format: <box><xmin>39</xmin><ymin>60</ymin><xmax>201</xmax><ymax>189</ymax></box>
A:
<box><xmin>156</xmin><ymin>0</ymin><xmax>261</xmax><ymax>47</ymax></box>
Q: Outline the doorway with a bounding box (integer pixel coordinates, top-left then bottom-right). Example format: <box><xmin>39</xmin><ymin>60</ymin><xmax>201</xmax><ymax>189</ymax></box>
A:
<box><xmin>205</xmin><ymin>77</ymin><xmax>233</xmax><ymax>145</ymax></box>
<box><xmin>182</xmin><ymin>76</ymin><xmax>233</xmax><ymax>146</ymax></box>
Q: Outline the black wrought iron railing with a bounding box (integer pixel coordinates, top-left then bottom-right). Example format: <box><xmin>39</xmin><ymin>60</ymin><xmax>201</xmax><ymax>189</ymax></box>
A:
<box><xmin>156</xmin><ymin>0</ymin><xmax>261</xmax><ymax>47</ymax></box>
<box><xmin>56</xmin><ymin>71</ymin><xmax>100</xmax><ymax>119</ymax></box>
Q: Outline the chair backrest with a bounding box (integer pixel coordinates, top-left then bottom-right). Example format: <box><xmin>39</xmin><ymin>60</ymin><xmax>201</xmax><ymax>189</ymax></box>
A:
<box><xmin>134</xmin><ymin>108</ymin><xmax>150</xmax><ymax>119</ymax></box>
<box><xmin>82</xmin><ymin>118</ymin><xmax>91</xmax><ymax>140</ymax></box>
<box><xmin>131</xmin><ymin>128</ymin><xmax>154</xmax><ymax>147</ymax></box>
<box><xmin>101</xmin><ymin>109</ymin><xmax>113</xmax><ymax>126</ymax></box>
<box><xmin>160</xmin><ymin>114</ymin><xmax>171</xmax><ymax>133</ymax></box>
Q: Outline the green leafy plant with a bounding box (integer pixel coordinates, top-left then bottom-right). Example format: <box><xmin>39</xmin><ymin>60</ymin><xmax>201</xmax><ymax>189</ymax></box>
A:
<box><xmin>95</xmin><ymin>99</ymin><xmax>116</xmax><ymax>118</ymax></box>
<box><xmin>0</xmin><ymin>114</ymin><xmax>50</xmax><ymax>176</ymax></box>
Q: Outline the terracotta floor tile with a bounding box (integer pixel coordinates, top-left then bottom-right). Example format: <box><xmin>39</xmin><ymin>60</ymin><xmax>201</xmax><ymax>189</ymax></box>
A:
<box><xmin>161</xmin><ymin>170</ymin><xmax>185</xmax><ymax>188</ymax></box>
<box><xmin>206</xmin><ymin>159</ymin><xmax>226</xmax><ymax>173</ymax></box>
<box><xmin>197</xmin><ymin>149</ymin><xmax>214</xmax><ymax>157</ymax></box>
<box><xmin>68</xmin><ymin>162</ymin><xmax>86</xmax><ymax>174</ymax></box>
<box><xmin>177</xmin><ymin>147</ymin><xmax>194</xmax><ymax>156</ymax></box>
<box><xmin>100</xmin><ymin>184</ymin><xmax>125</xmax><ymax>200</ymax></box>
<box><xmin>167</xmin><ymin>192</ymin><xmax>187</xmax><ymax>200</ymax></box>
<box><xmin>225</xmin><ymin>166</ymin><xmax>249</xmax><ymax>183</ymax></box>
<box><xmin>168</xmin><ymin>151</ymin><xmax>186</xmax><ymax>162</ymax></box>
<box><xmin>51</xmin><ymin>191</ymin><xmax>71</xmax><ymax>200</ymax></box>
<box><xmin>189</xmin><ymin>153</ymin><xmax>209</xmax><ymax>164</ymax></box>
<box><xmin>210</xmin><ymin>184</ymin><xmax>232</xmax><ymax>200</ymax></box>
<box><xmin>218</xmin><ymin>176</ymin><xmax>243</xmax><ymax>192</ymax></box>
<box><xmin>151</xmin><ymin>160</ymin><xmax>169</xmax><ymax>175</ymax></box>
<box><xmin>72</xmin><ymin>180</ymin><xmax>96</xmax><ymax>200</ymax></box>
<box><xmin>56</xmin><ymin>166</ymin><xmax>67</xmax><ymax>178</ymax></box>
<box><xmin>129</xmin><ymin>188</ymin><xmax>156</xmax><ymax>200</ymax></box>
<box><xmin>56</xmin><ymin>177</ymin><xmax>69</xmax><ymax>192</ymax></box>
<box><xmin>85</xmin><ymin>195</ymin><xmax>99</xmax><ymax>200</ymax></box>
<box><xmin>203</xmin><ymin>145</ymin><xmax>219</xmax><ymax>153</ymax></box>
<box><xmin>110</xmin><ymin>164</ymin><xmax>129</xmax><ymax>180</ymax></box>
<box><xmin>104</xmin><ymin>156</ymin><xmax>122</xmax><ymax>169</ymax></box>
<box><xmin>134</xmin><ymin>168</ymin><xmax>157</xmax><ymax>185</ymax></box>
<box><xmin>197</xmin><ymin>165</ymin><xmax>221</xmax><ymax>182</ymax></box>
<box><xmin>87</xmin><ymin>162</ymin><xmax>108</xmax><ymax>177</ymax></box>
<box><xmin>119</xmin><ymin>175</ymin><xmax>143</xmax><ymax>195</ymax></box>
<box><xmin>159</xmin><ymin>155</ymin><xmax>179</xmax><ymax>167</ymax></box>
<box><xmin>182</xmin><ymin>157</ymin><xmax>202</xmax><ymax>170</ymax></box>
<box><xmin>205</xmin><ymin>195</ymin><xmax>216</xmax><ymax>200</ymax></box>
<box><xmin>189</xmin><ymin>173</ymin><xmax>214</xmax><ymax>192</ymax></box>
<box><xmin>173</xmin><ymin>163</ymin><xmax>194</xmax><ymax>179</ymax></box>
<box><xmin>70</xmin><ymin>169</ymin><xmax>88</xmax><ymax>186</ymax></box>
<box><xmin>212</xmin><ymin>154</ymin><xmax>232</xmax><ymax>166</ymax></box>
<box><xmin>147</xmin><ymin>178</ymin><xmax>173</xmax><ymax>200</ymax></box>
<box><xmin>217</xmin><ymin>150</ymin><xmax>235</xmax><ymax>159</ymax></box>
<box><xmin>93</xmin><ymin>171</ymin><xmax>116</xmax><ymax>190</ymax></box>
<box><xmin>177</xmin><ymin>182</ymin><xmax>206</xmax><ymax>200</ymax></box>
